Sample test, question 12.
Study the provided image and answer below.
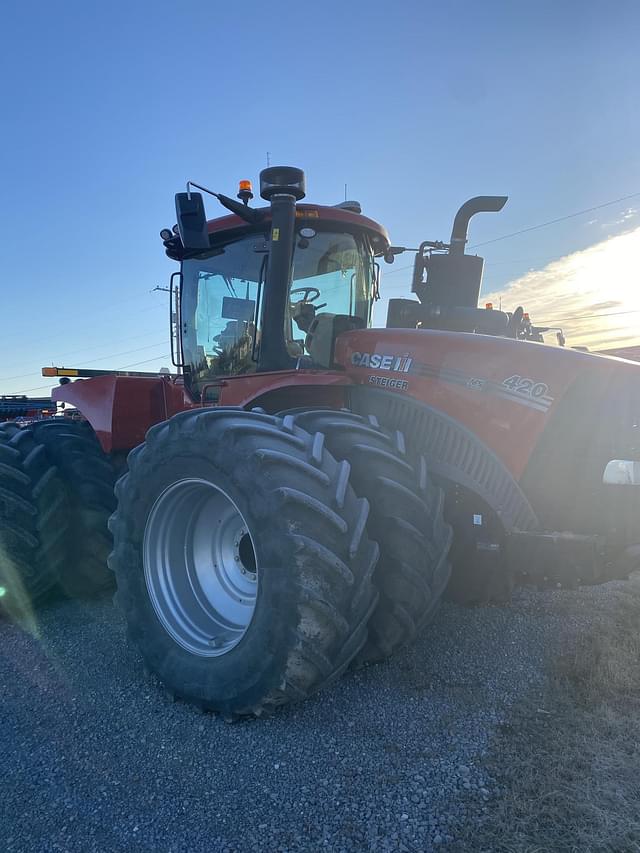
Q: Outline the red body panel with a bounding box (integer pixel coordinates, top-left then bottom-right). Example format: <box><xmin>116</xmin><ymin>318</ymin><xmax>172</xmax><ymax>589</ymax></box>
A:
<box><xmin>214</xmin><ymin>370</ymin><xmax>351</xmax><ymax>409</ymax></box>
<box><xmin>333</xmin><ymin>329</ymin><xmax>640</xmax><ymax>481</ymax></box>
<box><xmin>52</xmin><ymin>328</ymin><xmax>640</xmax><ymax>484</ymax></box>
<box><xmin>52</xmin><ymin>376</ymin><xmax>189</xmax><ymax>453</ymax></box>
<box><xmin>51</xmin><ymin>371</ymin><xmax>351</xmax><ymax>453</ymax></box>
<box><xmin>598</xmin><ymin>345</ymin><xmax>640</xmax><ymax>362</ymax></box>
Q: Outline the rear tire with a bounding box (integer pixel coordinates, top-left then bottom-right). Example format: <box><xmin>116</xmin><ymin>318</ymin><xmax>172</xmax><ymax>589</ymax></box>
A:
<box><xmin>282</xmin><ymin>410</ymin><xmax>452</xmax><ymax>663</ymax></box>
<box><xmin>0</xmin><ymin>423</ymin><xmax>68</xmax><ymax>610</ymax></box>
<box><xmin>109</xmin><ymin>409</ymin><xmax>379</xmax><ymax>716</ymax></box>
<box><xmin>9</xmin><ymin>420</ymin><xmax>116</xmax><ymax>597</ymax></box>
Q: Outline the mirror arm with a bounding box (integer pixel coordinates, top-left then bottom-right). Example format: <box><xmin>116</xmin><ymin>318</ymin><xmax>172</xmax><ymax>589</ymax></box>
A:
<box><xmin>186</xmin><ymin>180</ymin><xmax>217</xmax><ymax>199</ymax></box>
<box><xmin>187</xmin><ymin>181</ymin><xmax>264</xmax><ymax>225</ymax></box>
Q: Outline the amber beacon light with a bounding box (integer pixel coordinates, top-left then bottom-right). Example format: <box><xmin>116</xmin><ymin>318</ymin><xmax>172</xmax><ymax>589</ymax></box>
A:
<box><xmin>237</xmin><ymin>179</ymin><xmax>254</xmax><ymax>204</ymax></box>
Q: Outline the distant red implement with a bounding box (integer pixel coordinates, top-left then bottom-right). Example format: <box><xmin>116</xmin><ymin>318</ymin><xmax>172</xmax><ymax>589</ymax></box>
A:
<box><xmin>0</xmin><ymin>395</ymin><xmax>56</xmax><ymax>423</ymax></box>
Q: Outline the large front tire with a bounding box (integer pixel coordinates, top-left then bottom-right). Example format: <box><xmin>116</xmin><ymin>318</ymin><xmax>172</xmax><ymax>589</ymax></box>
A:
<box><xmin>109</xmin><ymin>409</ymin><xmax>379</xmax><ymax>717</ymax></box>
<box><xmin>283</xmin><ymin>410</ymin><xmax>452</xmax><ymax>662</ymax></box>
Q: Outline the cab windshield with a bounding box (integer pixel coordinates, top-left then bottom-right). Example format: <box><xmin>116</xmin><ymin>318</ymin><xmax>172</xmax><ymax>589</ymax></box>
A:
<box><xmin>181</xmin><ymin>228</ymin><xmax>374</xmax><ymax>398</ymax></box>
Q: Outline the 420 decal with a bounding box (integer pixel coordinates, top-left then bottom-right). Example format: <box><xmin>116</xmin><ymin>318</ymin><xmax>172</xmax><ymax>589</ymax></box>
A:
<box><xmin>502</xmin><ymin>374</ymin><xmax>551</xmax><ymax>399</ymax></box>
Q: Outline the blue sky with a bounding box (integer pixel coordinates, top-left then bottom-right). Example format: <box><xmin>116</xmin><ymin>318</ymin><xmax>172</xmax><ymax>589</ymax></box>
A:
<box><xmin>1</xmin><ymin>0</ymin><xmax>639</xmax><ymax>395</ymax></box>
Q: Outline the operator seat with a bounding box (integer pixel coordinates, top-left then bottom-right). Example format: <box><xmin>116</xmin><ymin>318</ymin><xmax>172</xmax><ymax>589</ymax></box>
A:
<box><xmin>305</xmin><ymin>313</ymin><xmax>365</xmax><ymax>368</ymax></box>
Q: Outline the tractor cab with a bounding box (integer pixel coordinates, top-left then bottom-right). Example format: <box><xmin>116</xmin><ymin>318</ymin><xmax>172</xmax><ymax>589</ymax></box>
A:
<box><xmin>162</xmin><ymin>167</ymin><xmax>389</xmax><ymax>401</ymax></box>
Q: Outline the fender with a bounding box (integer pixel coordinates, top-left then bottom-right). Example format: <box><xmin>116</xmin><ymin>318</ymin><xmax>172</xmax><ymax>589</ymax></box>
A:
<box><xmin>216</xmin><ymin>369</ymin><xmax>352</xmax><ymax>411</ymax></box>
<box><xmin>52</xmin><ymin>376</ymin><xmax>188</xmax><ymax>453</ymax></box>
<box><xmin>348</xmin><ymin>385</ymin><xmax>538</xmax><ymax>533</ymax></box>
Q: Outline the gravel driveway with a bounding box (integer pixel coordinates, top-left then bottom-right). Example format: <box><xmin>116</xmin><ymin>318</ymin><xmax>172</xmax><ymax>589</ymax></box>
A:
<box><xmin>0</xmin><ymin>587</ymin><xmax>605</xmax><ymax>853</ymax></box>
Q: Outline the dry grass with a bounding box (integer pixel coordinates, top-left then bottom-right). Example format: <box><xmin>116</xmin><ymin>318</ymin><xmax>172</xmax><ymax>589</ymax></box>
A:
<box><xmin>452</xmin><ymin>574</ymin><xmax>640</xmax><ymax>853</ymax></box>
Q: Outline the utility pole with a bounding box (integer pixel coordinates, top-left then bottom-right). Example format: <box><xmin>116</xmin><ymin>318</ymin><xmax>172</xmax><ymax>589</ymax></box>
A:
<box><xmin>152</xmin><ymin>287</ymin><xmax>181</xmax><ymax>373</ymax></box>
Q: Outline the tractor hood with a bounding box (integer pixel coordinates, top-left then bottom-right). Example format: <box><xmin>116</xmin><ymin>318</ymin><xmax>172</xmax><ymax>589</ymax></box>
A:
<box><xmin>334</xmin><ymin>326</ymin><xmax>640</xmax><ymax>545</ymax></box>
<box><xmin>334</xmin><ymin>326</ymin><xmax>640</xmax><ymax>477</ymax></box>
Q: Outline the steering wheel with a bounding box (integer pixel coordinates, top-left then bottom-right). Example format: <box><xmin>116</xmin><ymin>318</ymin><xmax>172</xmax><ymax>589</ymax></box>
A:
<box><xmin>290</xmin><ymin>286</ymin><xmax>321</xmax><ymax>303</ymax></box>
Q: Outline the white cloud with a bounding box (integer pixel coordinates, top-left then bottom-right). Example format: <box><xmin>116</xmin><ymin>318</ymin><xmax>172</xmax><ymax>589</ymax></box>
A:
<box><xmin>483</xmin><ymin>225</ymin><xmax>640</xmax><ymax>350</ymax></box>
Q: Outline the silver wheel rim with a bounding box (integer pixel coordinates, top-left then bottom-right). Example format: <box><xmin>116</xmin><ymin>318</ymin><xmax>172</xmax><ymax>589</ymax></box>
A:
<box><xmin>143</xmin><ymin>478</ymin><xmax>258</xmax><ymax>657</ymax></box>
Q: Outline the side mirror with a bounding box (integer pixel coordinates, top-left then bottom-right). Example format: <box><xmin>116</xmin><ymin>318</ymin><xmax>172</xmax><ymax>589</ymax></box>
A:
<box><xmin>603</xmin><ymin>459</ymin><xmax>640</xmax><ymax>485</ymax></box>
<box><xmin>175</xmin><ymin>192</ymin><xmax>210</xmax><ymax>251</ymax></box>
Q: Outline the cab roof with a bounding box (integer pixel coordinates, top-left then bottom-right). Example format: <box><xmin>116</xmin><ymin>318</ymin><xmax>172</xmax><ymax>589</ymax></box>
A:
<box><xmin>165</xmin><ymin>203</ymin><xmax>390</xmax><ymax>261</ymax></box>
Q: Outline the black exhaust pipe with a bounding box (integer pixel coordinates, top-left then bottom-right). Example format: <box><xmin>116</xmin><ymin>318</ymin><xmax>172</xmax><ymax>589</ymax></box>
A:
<box><xmin>257</xmin><ymin>167</ymin><xmax>306</xmax><ymax>372</ymax></box>
<box><xmin>409</xmin><ymin>195</ymin><xmax>509</xmax><ymax>315</ymax></box>
<box><xmin>449</xmin><ymin>195</ymin><xmax>508</xmax><ymax>255</ymax></box>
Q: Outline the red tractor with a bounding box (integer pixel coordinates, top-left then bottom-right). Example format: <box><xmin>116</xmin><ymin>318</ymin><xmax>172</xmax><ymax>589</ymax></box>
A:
<box><xmin>1</xmin><ymin>166</ymin><xmax>638</xmax><ymax>717</ymax></box>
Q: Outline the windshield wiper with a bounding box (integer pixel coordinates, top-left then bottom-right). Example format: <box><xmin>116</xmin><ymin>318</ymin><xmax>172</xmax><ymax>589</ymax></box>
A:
<box><xmin>252</xmin><ymin>255</ymin><xmax>268</xmax><ymax>363</ymax></box>
<box><xmin>223</xmin><ymin>276</ymin><xmax>238</xmax><ymax>298</ymax></box>
<box><xmin>187</xmin><ymin>181</ymin><xmax>265</xmax><ymax>225</ymax></box>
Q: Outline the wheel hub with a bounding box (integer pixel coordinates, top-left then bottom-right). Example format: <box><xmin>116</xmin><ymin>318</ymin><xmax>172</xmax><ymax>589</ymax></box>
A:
<box><xmin>143</xmin><ymin>478</ymin><xmax>258</xmax><ymax>657</ymax></box>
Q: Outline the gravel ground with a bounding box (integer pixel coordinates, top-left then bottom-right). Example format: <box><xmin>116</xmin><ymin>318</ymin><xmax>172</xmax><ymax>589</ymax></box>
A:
<box><xmin>0</xmin><ymin>585</ymin><xmax>614</xmax><ymax>853</ymax></box>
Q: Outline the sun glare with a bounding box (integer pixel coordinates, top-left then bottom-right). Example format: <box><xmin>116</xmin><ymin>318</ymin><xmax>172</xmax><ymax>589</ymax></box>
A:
<box><xmin>483</xmin><ymin>225</ymin><xmax>640</xmax><ymax>350</ymax></box>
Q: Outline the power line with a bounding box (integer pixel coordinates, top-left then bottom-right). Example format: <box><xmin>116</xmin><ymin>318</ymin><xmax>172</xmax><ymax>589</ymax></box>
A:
<box><xmin>468</xmin><ymin>191</ymin><xmax>640</xmax><ymax>250</ymax></box>
<box><xmin>381</xmin><ymin>262</ymin><xmax>414</xmax><ymax>278</ymax></box>
<box><xmin>110</xmin><ymin>354</ymin><xmax>171</xmax><ymax>370</ymax></box>
<box><xmin>380</xmin><ymin>190</ymin><xmax>640</xmax><ymax>280</ymax></box>
<box><xmin>539</xmin><ymin>308</ymin><xmax>640</xmax><ymax>324</ymax></box>
<box><xmin>12</xmin><ymin>354</ymin><xmax>172</xmax><ymax>396</ymax></box>
<box><xmin>45</xmin><ymin>327</ymin><xmax>167</xmax><ymax>364</ymax></box>
<box><xmin>59</xmin><ymin>340</ymin><xmax>168</xmax><ymax>366</ymax></box>
<box><xmin>2</xmin><ymin>329</ymin><xmax>169</xmax><ymax>382</ymax></box>
<box><xmin>3</xmin><ymin>341</ymin><xmax>167</xmax><ymax>383</ymax></box>
<box><xmin>485</xmin><ymin>255</ymin><xmax>561</xmax><ymax>267</ymax></box>
<box><xmin>0</xmin><ymin>291</ymin><xmax>167</xmax><ymax>348</ymax></box>
<box><xmin>383</xmin><ymin>254</ymin><xmax>562</xmax><ymax>290</ymax></box>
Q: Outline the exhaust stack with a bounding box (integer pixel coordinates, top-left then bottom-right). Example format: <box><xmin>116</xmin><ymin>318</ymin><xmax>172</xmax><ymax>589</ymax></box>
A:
<box><xmin>411</xmin><ymin>195</ymin><xmax>509</xmax><ymax>310</ymax></box>
<box><xmin>388</xmin><ymin>194</ymin><xmax>509</xmax><ymax>332</ymax></box>
<box><xmin>449</xmin><ymin>195</ymin><xmax>508</xmax><ymax>255</ymax></box>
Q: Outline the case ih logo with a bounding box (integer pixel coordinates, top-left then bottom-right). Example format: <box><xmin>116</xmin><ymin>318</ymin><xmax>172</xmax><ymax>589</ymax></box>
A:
<box><xmin>351</xmin><ymin>352</ymin><xmax>413</xmax><ymax>372</ymax></box>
